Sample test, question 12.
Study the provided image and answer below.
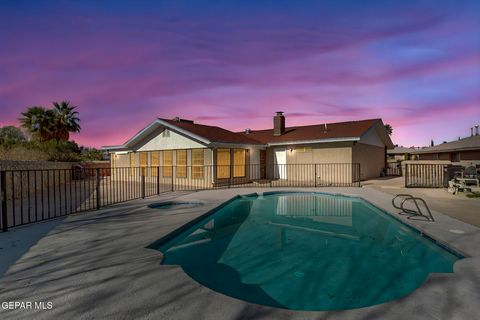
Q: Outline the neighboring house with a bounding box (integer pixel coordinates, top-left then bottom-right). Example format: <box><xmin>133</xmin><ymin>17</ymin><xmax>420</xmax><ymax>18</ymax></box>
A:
<box><xmin>102</xmin><ymin>112</ymin><xmax>394</xmax><ymax>186</ymax></box>
<box><xmin>387</xmin><ymin>146</ymin><xmax>417</xmax><ymax>161</ymax></box>
<box><xmin>410</xmin><ymin>133</ymin><xmax>480</xmax><ymax>166</ymax></box>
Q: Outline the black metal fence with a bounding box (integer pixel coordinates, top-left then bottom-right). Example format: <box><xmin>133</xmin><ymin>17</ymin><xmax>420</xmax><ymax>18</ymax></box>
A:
<box><xmin>404</xmin><ymin>163</ymin><xmax>446</xmax><ymax>188</ymax></box>
<box><xmin>0</xmin><ymin>163</ymin><xmax>360</xmax><ymax>231</ymax></box>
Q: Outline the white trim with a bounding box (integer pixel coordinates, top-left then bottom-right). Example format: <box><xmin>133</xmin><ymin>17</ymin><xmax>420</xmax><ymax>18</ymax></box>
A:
<box><xmin>210</xmin><ymin>142</ymin><xmax>266</xmax><ymax>149</ymax></box>
<box><xmin>267</xmin><ymin>137</ymin><xmax>360</xmax><ymax>146</ymax></box>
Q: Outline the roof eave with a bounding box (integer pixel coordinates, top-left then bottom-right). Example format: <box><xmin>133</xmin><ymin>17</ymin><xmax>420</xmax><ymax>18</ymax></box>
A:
<box><xmin>267</xmin><ymin>137</ymin><xmax>360</xmax><ymax>146</ymax></box>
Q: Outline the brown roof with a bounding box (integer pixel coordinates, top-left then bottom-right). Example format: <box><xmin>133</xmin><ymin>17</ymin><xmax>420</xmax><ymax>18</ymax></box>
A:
<box><xmin>410</xmin><ymin>135</ymin><xmax>480</xmax><ymax>154</ymax></box>
<box><xmin>239</xmin><ymin>119</ymin><xmax>382</xmax><ymax>144</ymax></box>
<box><xmin>161</xmin><ymin>119</ymin><xmax>263</xmax><ymax>145</ymax></box>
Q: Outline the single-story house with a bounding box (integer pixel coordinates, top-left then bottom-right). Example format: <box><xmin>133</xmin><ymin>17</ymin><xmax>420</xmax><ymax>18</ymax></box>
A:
<box><xmin>410</xmin><ymin>133</ymin><xmax>480</xmax><ymax>166</ymax></box>
<box><xmin>102</xmin><ymin>112</ymin><xmax>394</xmax><ymax>186</ymax></box>
<box><xmin>387</xmin><ymin>146</ymin><xmax>418</xmax><ymax>161</ymax></box>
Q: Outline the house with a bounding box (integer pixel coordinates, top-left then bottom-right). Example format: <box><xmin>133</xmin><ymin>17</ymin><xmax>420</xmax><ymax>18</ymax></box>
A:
<box><xmin>102</xmin><ymin>112</ymin><xmax>394</xmax><ymax>187</ymax></box>
<box><xmin>387</xmin><ymin>146</ymin><xmax>417</xmax><ymax>161</ymax></box>
<box><xmin>410</xmin><ymin>129</ymin><xmax>480</xmax><ymax>166</ymax></box>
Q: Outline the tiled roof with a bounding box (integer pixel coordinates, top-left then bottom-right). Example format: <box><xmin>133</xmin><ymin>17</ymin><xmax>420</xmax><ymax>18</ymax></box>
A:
<box><xmin>410</xmin><ymin>135</ymin><xmax>480</xmax><ymax>154</ymax></box>
<box><xmin>238</xmin><ymin>119</ymin><xmax>382</xmax><ymax>144</ymax></box>
<box><xmin>387</xmin><ymin>147</ymin><xmax>418</xmax><ymax>154</ymax></box>
<box><xmin>161</xmin><ymin>119</ymin><xmax>263</xmax><ymax>145</ymax></box>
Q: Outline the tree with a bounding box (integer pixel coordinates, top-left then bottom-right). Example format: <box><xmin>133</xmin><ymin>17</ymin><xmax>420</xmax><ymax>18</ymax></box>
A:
<box><xmin>19</xmin><ymin>106</ymin><xmax>55</xmax><ymax>141</ymax></box>
<box><xmin>0</xmin><ymin>126</ymin><xmax>26</xmax><ymax>144</ymax></box>
<box><xmin>384</xmin><ymin>124</ymin><xmax>393</xmax><ymax>136</ymax></box>
<box><xmin>52</xmin><ymin>101</ymin><xmax>81</xmax><ymax>140</ymax></box>
<box><xmin>19</xmin><ymin>102</ymin><xmax>81</xmax><ymax>141</ymax></box>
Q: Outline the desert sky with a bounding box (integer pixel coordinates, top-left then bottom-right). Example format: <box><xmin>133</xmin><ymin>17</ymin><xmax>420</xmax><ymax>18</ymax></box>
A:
<box><xmin>1</xmin><ymin>0</ymin><xmax>479</xmax><ymax>148</ymax></box>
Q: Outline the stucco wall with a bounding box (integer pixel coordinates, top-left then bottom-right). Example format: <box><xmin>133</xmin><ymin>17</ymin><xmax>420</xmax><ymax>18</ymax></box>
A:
<box><xmin>264</xmin><ymin>142</ymin><xmax>354</xmax><ymax>183</ymax></box>
<box><xmin>352</xmin><ymin>143</ymin><xmax>385</xmax><ymax>180</ymax></box>
<box><xmin>136</xmin><ymin>128</ymin><xmax>205</xmax><ymax>151</ymax></box>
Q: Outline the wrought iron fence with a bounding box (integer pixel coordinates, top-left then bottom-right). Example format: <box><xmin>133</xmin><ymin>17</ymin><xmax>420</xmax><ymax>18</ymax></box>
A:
<box><xmin>0</xmin><ymin>163</ymin><xmax>360</xmax><ymax>231</ymax></box>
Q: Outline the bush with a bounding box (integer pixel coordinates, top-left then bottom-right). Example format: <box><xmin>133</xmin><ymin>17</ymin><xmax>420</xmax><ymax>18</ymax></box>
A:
<box><xmin>0</xmin><ymin>139</ymin><xmax>103</xmax><ymax>162</ymax></box>
<box><xmin>0</xmin><ymin>126</ymin><xmax>26</xmax><ymax>144</ymax></box>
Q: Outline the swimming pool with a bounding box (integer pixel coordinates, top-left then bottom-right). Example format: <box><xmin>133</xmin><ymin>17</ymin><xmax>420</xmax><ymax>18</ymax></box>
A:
<box><xmin>151</xmin><ymin>192</ymin><xmax>461</xmax><ymax>311</ymax></box>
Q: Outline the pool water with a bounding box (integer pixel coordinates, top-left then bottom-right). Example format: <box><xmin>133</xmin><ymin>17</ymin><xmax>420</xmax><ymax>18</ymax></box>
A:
<box><xmin>153</xmin><ymin>192</ymin><xmax>461</xmax><ymax>311</ymax></box>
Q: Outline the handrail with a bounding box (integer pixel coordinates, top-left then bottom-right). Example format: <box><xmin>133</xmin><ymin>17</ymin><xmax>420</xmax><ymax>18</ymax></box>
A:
<box><xmin>392</xmin><ymin>194</ymin><xmax>434</xmax><ymax>222</ymax></box>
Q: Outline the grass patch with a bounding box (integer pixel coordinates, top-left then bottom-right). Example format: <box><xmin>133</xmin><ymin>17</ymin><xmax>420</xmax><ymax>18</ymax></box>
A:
<box><xmin>466</xmin><ymin>192</ymin><xmax>480</xmax><ymax>198</ymax></box>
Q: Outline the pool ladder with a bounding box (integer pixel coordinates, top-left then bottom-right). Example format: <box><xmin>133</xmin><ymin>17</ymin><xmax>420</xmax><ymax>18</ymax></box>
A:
<box><xmin>392</xmin><ymin>194</ymin><xmax>435</xmax><ymax>222</ymax></box>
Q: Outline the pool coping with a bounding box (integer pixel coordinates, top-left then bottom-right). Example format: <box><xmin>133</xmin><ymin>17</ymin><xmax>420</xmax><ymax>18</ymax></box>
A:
<box><xmin>148</xmin><ymin>187</ymin><xmax>480</xmax><ymax>317</ymax></box>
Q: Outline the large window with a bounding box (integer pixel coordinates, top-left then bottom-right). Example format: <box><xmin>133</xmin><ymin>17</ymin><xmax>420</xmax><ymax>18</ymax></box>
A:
<box><xmin>192</xmin><ymin>149</ymin><xmax>204</xmax><ymax>179</ymax></box>
<box><xmin>176</xmin><ymin>150</ymin><xmax>187</xmax><ymax>178</ymax></box>
<box><xmin>139</xmin><ymin>152</ymin><xmax>148</xmax><ymax>176</ymax></box>
<box><xmin>111</xmin><ymin>153</ymin><xmax>116</xmax><ymax>168</ymax></box>
<box><xmin>233</xmin><ymin>149</ymin><xmax>246</xmax><ymax>177</ymax></box>
<box><xmin>151</xmin><ymin>151</ymin><xmax>159</xmax><ymax>177</ymax></box>
<box><xmin>163</xmin><ymin>151</ymin><xmax>173</xmax><ymax>177</ymax></box>
<box><xmin>216</xmin><ymin>148</ymin><xmax>231</xmax><ymax>179</ymax></box>
<box><xmin>129</xmin><ymin>152</ymin><xmax>135</xmax><ymax>176</ymax></box>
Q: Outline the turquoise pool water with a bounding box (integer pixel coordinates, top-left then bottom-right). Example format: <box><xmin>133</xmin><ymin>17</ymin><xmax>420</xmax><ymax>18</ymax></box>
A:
<box><xmin>153</xmin><ymin>192</ymin><xmax>461</xmax><ymax>311</ymax></box>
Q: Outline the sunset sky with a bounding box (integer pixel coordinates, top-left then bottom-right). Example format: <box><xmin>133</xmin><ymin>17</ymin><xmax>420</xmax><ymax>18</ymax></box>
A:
<box><xmin>1</xmin><ymin>0</ymin><xmax>479</xmax><ymax>148</ymax></box>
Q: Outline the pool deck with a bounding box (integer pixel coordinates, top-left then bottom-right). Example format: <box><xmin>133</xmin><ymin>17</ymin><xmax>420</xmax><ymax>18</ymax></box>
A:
<box><xmin>0</xmin><ymin>188</ymin><xmax>479</xmax><ymax>319</ymax></box>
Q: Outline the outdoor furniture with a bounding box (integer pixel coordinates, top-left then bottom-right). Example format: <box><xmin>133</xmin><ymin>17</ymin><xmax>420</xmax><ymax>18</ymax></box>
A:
<box><xmin>448</xmin><ymin>179</ymin><xmax>473</xmax><ymax>194</ymax></box>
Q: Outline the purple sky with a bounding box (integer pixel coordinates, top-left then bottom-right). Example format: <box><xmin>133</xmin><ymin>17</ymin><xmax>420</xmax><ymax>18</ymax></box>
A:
<box><xmin>1</xmin><ymin>0</ymin><xmax>479</xmax><ymax>148</ymax></box>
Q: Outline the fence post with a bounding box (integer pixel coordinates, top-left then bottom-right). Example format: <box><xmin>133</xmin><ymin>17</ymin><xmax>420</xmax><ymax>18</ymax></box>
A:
<box><xmin>171</xmin><ymin>165</ymin><xmax>174</xmax><ymax>192</ymax></box>
<box><xmin>314</xmin><ymin>164</ymin><xmax>317</xmax><ymax>187</ymax></box>
<box><xmin>229</xmin><ymin>165</ymin><xmax>233</xmax><ymax>188</ymax></box>
<box><xmin>156</xmin><ymin>166</ymin><xmax>160</xmax><ymax>195</ymax></box>
<box><xmin>1</xmin><ymin>171</ymin><xmax>7</xmax><ymax>232</ymax></box>
<box><xmin>404</xmin><ymin>164</ymin><xmax>409</xmax><ymax>187</ymax></box>
<box><xmin>95</xmin><ymin>168</ymin><xmax>101</xmax><ymax>210</ymax></box>
<box><xmin>141</xmin><ymin>168</ymin><xmax>146</xmax><ymax>199</ymax></box>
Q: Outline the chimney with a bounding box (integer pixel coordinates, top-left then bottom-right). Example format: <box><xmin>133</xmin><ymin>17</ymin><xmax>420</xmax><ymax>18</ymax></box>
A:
<box><xmin>273</xmin><ymin>112</ymin><xmax>285</xmax><ymax>136</ymax></box>
<box><xmin>476</xmin><ymin>125</ymin><xmax>479</xmax><ymax>136</ymax></box>
<box><xmin>471</xmin><ymin>127</ymin><xmax>474</xmax><ymax>137</ymax></box>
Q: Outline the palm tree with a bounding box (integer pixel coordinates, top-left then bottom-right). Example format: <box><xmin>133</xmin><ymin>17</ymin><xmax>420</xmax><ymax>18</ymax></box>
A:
<box><xmin>19</xmin><ymin>106</ymin><xmax>55</xmax><ymax>141</ymax></box>
<box><xmin>52</xmin><ymin>101</ymin><xmax>81</xmax><ymax>140</ymax></box>
<box><xmin>384</xmin><ymin>124</ymin><xmax>393</xmax><ymax>136</ymax></box>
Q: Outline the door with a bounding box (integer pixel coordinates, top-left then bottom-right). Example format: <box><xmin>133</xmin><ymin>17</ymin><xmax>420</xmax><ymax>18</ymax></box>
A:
<box><xmin>274</xmin><ymin>149</ymin><xmax>287</xmax><ymax>179</ymax></box>
<box><xmin>260</xmin><ymin>150</ymin><xmax>266</xmax><ymax>179</ymax></box>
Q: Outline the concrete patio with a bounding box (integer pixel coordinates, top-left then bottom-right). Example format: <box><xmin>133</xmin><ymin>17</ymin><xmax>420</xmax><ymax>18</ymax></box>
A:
<box><xmin>0</xmin><ymin>187</ymin><xmax>479</xmax><ymax>320</ymax></box>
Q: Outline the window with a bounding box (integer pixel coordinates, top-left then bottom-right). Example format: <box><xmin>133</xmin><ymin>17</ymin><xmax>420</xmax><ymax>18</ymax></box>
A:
<box><xmin>139</xmin><ymin>152</ymin><xmax>148</xmax><ymax>176</ymax></box>
<box><xmin>151</xmin><ymin>151</ymin><xmax>159</xmax><ymax>177</ymax></box>
<box><xmin>296</xmin><ymin>147</ymin><xmax>312</xmax><ymax>153</ymax></box>
<box><xmin>233</xmin><ymin>149</ymin><xmax>246</xmax><ymax>177</ymax></box>
<box><xmin>129</xmin><ymin>152</ymin><xmax>135</xmax><ymax>176</ymax></box>
<box><xmin>192</xmin><ymin>149</ymin><xmax>205</xmax><ymax>179</ymax></box>
<box><xmin>176</xmin><ymin>150</ymin><xmax>187</xmax><ymax>178</ymax></box>
<box><xmin>216</xmin><ymin>148</ymin><xmax>231</xmax><ymax>179</ymax></box>
<box><xmin>163</xmin><ymin>150</ymin><xmax>173</xmax><ymax>177</ymax></box>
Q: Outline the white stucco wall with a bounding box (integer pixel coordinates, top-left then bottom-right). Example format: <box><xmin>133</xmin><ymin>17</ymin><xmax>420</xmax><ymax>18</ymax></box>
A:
<box><xmin>136</xmin><ymin>129</ymin><xmax>205</xmax><ymax>151</ymax></box>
